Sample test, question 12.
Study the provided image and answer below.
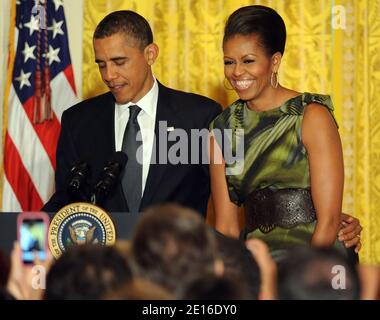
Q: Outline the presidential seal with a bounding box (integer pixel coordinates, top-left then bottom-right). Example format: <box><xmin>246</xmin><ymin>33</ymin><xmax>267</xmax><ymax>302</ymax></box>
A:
<box><xmin>48</xmin><ymin>202</ymin><xmax>116</xmax><ymax>259</ymax></box>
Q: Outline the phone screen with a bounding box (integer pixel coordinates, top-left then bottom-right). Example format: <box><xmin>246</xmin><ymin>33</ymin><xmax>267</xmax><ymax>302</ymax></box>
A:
<box><xmin>20</xmin><ymin>219</ymin><xmax>47</xmax><ymax>263</ymax></box>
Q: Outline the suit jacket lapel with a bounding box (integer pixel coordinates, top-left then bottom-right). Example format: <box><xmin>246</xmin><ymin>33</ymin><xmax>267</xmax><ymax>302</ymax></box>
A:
<box><xmin>100</xmin><ymin>92</ymin><xmax>116</xmax><ymax>155</ymax></box>
<box><xmin>140</xmin><ymin>83</ymin><xmax>178</xmax><ymax>208</ymax></box>
<box><xmin>100</xmin><ymin>93</ymin><xmax>128</xmax><ymax>210</ymax></box>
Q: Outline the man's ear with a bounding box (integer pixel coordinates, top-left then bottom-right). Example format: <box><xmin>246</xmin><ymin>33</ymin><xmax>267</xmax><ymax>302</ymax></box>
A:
<box><xmin>145</xmin><ymin>43</ymin><xmax>159</xmax><ymax>65</ymax></box>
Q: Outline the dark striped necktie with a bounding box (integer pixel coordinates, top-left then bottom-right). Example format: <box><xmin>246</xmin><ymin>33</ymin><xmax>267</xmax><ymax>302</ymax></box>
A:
<box><xmin>121</xmin><ymin>105</ymin><xmax>142</xmax><ymax>212</ymax></box>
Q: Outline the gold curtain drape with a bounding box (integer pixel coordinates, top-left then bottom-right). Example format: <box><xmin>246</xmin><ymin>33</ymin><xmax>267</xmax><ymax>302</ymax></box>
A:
<box><xmin>83</xmin><ymin>0</ymin><xmax>380</xmax><ymax>264</ymax></box>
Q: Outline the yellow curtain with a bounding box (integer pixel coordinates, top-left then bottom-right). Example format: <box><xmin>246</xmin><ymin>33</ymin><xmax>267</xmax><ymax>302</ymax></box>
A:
<box><xmin>83</xmin><ymin>0</ymin><xmax>380</xmax><ymax>264</ymax></box>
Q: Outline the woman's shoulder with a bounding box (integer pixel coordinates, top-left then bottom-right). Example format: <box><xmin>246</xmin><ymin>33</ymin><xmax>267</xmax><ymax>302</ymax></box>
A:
<box><xmin>303</xmin><ymin>92</ymin><xmax>334</xmax><ymax>110</ymax></box>
<box><xmin>209</xmin><ymin>99</ymin><xmax>244</xmax><ymax>130</ymax></box>
<box><xmin>301</xmin><ymin>93</ymin><xmax>339</xmax><ymax>128</ymax></box>
<box><xmin>280</xmin><ymin>92</ymin><xmax>334</xmax><ymax>115</ymax></box>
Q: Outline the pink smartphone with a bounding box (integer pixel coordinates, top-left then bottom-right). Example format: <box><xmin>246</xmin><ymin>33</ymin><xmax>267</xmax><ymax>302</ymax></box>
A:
<box><xmin>17</xmin><ymin>212</ymin><xmax>49</xmax><ymax>264</ymax></box>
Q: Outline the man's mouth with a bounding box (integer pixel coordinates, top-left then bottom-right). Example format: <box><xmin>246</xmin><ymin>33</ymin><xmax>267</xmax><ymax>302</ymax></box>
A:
<box><xmin>109</xmin><ymin>84</ymin><xmax>126</xmax><ymax>92</ymax></box>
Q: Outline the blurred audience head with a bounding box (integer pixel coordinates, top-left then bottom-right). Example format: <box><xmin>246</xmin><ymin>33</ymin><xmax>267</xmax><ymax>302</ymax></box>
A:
<box><xmin>45</xmin><ymin>244</ymin><xmax>132</xmax><ymax>300</ymax></box>
<box><xmin>0</xmin><ymin>288</ymin><xmax>15</xmax><ymax>300</ymax></box>
<box><xmin>277</xmin><ymin>246</ymin><xmax>361</xmax><ymax>300</ymax></box>
<box><xmin>178</xmin><ymin>272</ymin><xmax>253</xmax><ymax>300</ymax></box>
<box><xmin>214</xmin><ymin>231</ymin><xmax>261</xmax><ymax>299</ymax></box>
<box><xmin>131</xmin><ymin>204</ymin><xmax>221</xmax><ymax>295</ymax></box>
<box><xmin>103</xmin><ymin>278</ymin><xmax>174</xmax><ymax>300</ymax></box>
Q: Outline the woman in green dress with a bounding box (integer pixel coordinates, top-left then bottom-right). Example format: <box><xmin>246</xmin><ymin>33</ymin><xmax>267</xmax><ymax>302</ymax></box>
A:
<box><xmin>210</xmin><ymin>5</ymin><xmax>361</xmax><ymax>262</ymax></box>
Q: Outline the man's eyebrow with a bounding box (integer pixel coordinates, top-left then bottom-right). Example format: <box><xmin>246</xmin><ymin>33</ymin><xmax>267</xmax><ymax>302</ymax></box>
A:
<box><xmin>95</xmin><ymin>57</ymin><xmax>127</xmax><ymax>63</ymax></box>
<box><xmin>110</xmin><ymin>57</ymin><xmax>127</xmax><ymax>61</ymax></box>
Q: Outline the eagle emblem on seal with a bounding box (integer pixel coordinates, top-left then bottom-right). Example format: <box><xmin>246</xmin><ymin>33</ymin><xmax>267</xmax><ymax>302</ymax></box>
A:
<box><xmin>68</xmin><ymin>220</ymin><xmax>98</xmax><ymax>245</ymax></box>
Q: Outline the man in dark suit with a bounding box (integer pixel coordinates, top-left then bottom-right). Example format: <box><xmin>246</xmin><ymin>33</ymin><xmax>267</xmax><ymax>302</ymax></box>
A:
<box><xmin>42</xmin><ymin>10</ymin><xmax>221</xmax><ymax>216</ymax></box>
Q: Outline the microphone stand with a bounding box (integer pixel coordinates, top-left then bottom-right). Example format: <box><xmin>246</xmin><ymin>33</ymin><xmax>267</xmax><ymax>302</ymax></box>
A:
<box><xmin>90</xmin><ymin>152</ymin><xmax>128</xmax><ymax>207</ymax></box>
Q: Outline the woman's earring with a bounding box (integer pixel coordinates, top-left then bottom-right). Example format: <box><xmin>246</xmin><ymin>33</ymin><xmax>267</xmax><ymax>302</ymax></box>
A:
<box><xmin>270</xmin><ymin>71</ymin><xmax>278</xmax><ymax>89</ymax></box>
<box><xmin>223</xmin><ymin>77</ymin><xmax>234</xmax><ymax>91</ymax></box>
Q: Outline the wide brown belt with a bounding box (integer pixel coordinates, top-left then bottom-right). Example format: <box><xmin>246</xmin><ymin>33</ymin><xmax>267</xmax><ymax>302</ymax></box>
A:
<box><xmin>244</xmin><ymin>188</ymin><xmax>316</xmax><ymax>233</ymax></box>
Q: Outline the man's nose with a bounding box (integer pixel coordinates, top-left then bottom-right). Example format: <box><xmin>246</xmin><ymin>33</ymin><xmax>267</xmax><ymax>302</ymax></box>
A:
<box><xmin>103</xmin><ymin>64</ymin><xmax>117</xmax><ymax>82</ymax></box>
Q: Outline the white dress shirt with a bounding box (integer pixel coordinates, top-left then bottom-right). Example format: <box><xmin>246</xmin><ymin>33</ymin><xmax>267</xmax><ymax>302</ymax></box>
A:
<box><xmin>114</xmin><ymin>78</ymin><xmax>158</xmax><ymax>197</ymax></box>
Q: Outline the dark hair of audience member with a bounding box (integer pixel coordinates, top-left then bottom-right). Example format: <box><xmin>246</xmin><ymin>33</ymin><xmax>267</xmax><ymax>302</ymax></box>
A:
<box><xmin>213</xmin><ymin>231</ymin><xmax>261</xmax><ymax>299</ymax></box>
<box><xmin>277</xmin><ymin>246</ymin><xmax>361</xmax><ymax>300</ymax></box>
<box><xmin>131</xmin><ymin>204</ymin><xmax>219</xmax><ymax>295</ymax></box>
<box><xmin>103</xmin><ymin>278</ymin><xmax>174</xmax><ymax>300</ymax></box>
<box><xmin>0</xmin><ymin>288</ymin><xmax>15</xmax><ymax>300</ymax></box>
<box><xmin>44</xmin><ymin>244</ymin><xmax>132</xmax><ymax>300</ymax></box>
<box><xmin>179</xmin><ymin>272</ymin><xmax>253</xmax><ymax>300</ymax></box>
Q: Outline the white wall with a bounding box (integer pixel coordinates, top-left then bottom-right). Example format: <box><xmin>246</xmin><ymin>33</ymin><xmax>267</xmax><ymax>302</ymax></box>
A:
<box><xmin>64</xmin><ymin>0</ymin><xmax>84</xmax><ymax>99</ymax></box>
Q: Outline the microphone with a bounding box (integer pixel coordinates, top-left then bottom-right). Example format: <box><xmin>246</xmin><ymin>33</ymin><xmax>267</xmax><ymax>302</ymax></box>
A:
<box><xmin>91</xmin><ymin>151</ymin><xmax>128</xmax><ymax>206</ymax></box>
<box><xmin>67</xmin><ymin>162</ymin><xmax>90</xmax><ymax>201</ymax></box>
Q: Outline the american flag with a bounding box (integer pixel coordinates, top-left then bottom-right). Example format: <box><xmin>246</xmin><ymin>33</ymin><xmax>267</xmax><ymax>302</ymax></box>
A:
<box><xmin>2</xmin><ymin>0</ymin><xmax>78</xmax><ymax>211</ymax></box>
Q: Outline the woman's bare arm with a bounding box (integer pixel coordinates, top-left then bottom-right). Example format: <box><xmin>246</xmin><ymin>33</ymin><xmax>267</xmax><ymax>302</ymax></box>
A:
<box><xmin>302</xmin><ymin>103</ymin><xmax>344</xmax><ymax>247</ymax></box>
<box><xmin>209</xmin><ymin>135</ymin><xmax>240</xmax><ymax>238</ymax></box>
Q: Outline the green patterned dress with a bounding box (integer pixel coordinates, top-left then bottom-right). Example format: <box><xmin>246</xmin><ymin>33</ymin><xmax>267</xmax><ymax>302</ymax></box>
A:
<box><xmin>210</xmin><ymin>93</ymin><xmax>347</xmax><ymax>262</ymax></box>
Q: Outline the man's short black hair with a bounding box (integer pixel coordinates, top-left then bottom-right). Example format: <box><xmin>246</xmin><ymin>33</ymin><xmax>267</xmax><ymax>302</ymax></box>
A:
<box><xmin>94</xmin><ymin>10</ymin><xmax>153</xmax><ymax>49</ymax></box>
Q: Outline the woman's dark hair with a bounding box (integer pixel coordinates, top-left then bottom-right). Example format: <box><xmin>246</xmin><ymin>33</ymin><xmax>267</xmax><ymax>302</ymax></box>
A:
<box><xmin>223</xmin><ymin>5</ymin><xmax>286</xmax><ymax>56</ymax></box>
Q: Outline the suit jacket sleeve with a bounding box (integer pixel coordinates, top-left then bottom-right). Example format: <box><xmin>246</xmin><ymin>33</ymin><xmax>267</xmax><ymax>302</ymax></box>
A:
<box><xmin>41</xmin><ymin>110</ymin><xmax>80</xmax><ymax>212</ymax></box>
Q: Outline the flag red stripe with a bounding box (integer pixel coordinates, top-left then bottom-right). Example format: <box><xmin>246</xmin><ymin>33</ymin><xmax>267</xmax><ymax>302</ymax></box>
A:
<box><xmin>64</xmin><ymin>65</ymin><xmax>77</xmax><ymax>95</ymax></box>
<box><xmin>22</xmin><ymin>96</ymin><xmax>60</xmax><ymax>170</ymax></box>
<box><xmin>4</xmin><ymin>132</ymin><xmax>44</xmax><ymax>210</ymax></box>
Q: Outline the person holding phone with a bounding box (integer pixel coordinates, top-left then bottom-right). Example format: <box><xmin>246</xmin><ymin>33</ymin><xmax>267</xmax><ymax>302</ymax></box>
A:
<box><xmin>1</xmin><ymin>212</ymin><xmax>52</xmax><ymax>300</ymax></box>
<box><xmin>5</xmin><ymin>241</ymin><xmax>53</xmax><ymax>300</ymax></box>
